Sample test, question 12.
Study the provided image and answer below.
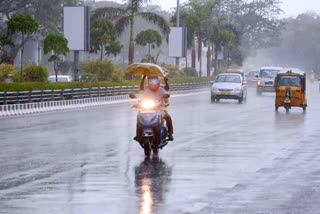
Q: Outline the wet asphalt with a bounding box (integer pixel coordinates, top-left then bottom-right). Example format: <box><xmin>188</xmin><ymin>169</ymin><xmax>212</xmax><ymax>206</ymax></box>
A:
<box><xmin>0</xmin><ymin>82</ymin><xmax>320</xmax><ymax>214</ymax></box>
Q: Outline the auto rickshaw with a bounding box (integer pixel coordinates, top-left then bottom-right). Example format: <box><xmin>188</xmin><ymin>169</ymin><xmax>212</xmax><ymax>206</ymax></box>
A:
<box><xmin>275</xmin><ymin>70</ymin><xmax>307</xmax><ymax>112</ymax></box>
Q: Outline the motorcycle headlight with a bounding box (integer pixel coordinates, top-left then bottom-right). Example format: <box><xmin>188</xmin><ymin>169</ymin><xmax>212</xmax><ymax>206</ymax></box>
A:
<box><xmin>141</xmin><ymin>100</ymin><xmax>155</xmax><ymax>109</ymax></box>
<box><xmin>257</xmin><ymin>81</ymin><xmax>261</xmax><ymax>86</ymax></box>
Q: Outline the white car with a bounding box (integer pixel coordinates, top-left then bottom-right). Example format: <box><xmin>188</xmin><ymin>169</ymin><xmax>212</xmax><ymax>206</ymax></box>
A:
<box><xmin>48</xmin><ymin>75</ymin><xmax>73</xmax><ymax>82</ymax></box>
<box><xmin>211</xmin><ymin>73</ymin><xmax>247</xmax><ymax>103</ymax></box>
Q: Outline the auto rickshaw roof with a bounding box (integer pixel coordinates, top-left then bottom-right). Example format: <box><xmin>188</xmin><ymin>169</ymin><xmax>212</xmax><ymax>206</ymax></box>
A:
<box><xmin>278</xmin><ymin>68</ymin><xmax>305</xmax><ymax>76</ymax></box>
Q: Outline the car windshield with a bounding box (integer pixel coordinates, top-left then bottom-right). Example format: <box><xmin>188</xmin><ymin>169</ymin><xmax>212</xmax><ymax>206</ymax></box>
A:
<box><xmin>260</xmin><ymin>70</ymin><xmax>279</xmax><ymax>78</ymax></box>
<box><xmin>216</xmin><ymin>75</ymin><xmax>241</xmax><ymax>83</ymax></box>
<box><xmin>278</xmin><ymin>76</ymin><xmax>301</xmax><ymax>86</ymax></box>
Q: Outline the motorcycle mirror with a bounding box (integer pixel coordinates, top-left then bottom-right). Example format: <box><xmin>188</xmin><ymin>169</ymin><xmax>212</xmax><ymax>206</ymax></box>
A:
<box><xmin>163</xmin><ymin>94</ymin><xmax>170</xmax><ymax>99</ymax></box>
<box><xmin>129</xmin><ymin>93</ymin><xmax>137</xmax><ymax>99</ymax></box>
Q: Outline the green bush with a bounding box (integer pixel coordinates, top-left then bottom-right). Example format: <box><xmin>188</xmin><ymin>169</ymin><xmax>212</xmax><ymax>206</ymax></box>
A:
<box><xmin>11</xmin><ymin>63</ymin><xmax>49</xmax><ymax>82</ymax></box>
<box><xmin>0</xmin><ymin>77</ymin><xmax>211</xmax><ymax>92</ymax></box>
<box><xmin>81</xmin><ymin>72</ymin><xmax>97</xmax><ymax>82</ymax></box>
<box><xmin>161</xmin><ymin>64</ymin><xmax>186</xmax><ymax>78</ymax></box>
<box><xmin>0</xmin><ymin>63</ymin><xmax>14</xmax><ymax>82</ymax></box>
<box><xmin>112</xmin><ymin>64</ymin><xmax>125</xmax><ymax>82</ymax></box>
<box><xmin>81</xmin><ymin>60</ymin><xmax>114</xmax><ymax>81</ymax></box>
<box><xmin>183</xmin><ymin>67</ymin><xmax>198</xmax><ymax>77</ymax></box>
<box><xmin>0</xmin><ymin>53</ymin><xmax>13</xmax><ymax>64</ymax></box>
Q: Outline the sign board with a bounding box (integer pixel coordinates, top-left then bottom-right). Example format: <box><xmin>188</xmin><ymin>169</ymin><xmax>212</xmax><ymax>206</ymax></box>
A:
<box><xmin>63</xmin><ymin>6</ymin><xmax>90</xmax><ymax>51</ymax></box>
<box><xmin>169</xmin><ymin>27</ymin><xmax>187</xmax><ymax>58</ymax></box>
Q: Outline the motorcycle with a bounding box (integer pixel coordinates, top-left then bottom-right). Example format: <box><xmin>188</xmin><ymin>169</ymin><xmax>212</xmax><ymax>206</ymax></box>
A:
<box><xmin>130</xmin><ymin>93</ymin><xmax>170</xmax><ymax>156</ymax></box>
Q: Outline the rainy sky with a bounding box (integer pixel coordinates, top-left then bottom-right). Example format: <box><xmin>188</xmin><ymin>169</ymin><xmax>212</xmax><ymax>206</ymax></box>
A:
<box><xmin>98</xmin><ymin>0</ymin><xmax>320</xmax><ymax>17</ymax></box>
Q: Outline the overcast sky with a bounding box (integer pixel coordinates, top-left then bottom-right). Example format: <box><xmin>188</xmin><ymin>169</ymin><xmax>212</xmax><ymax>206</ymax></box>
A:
<box><xmin>98</xmin><ymin>0</ymin><xmax>320</xmax><ymax>17</ymax></box>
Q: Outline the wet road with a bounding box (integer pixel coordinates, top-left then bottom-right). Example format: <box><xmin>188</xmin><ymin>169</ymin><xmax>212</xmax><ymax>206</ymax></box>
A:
<box><xmin>1</xmin><ymin>82</ymin><xmax>320</xmax><ymax>214</ymax></box>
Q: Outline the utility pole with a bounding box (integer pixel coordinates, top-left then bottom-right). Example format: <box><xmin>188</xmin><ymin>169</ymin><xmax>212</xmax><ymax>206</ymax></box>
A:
<box><xmin>176</xmin><ymin>0</ymin><xmax>180</xmax><ymax>67</ymax></box>
<box><xmin>74</xmin><ymin>0</ymin><xmax>80</xmax><ymax>81</ymax></box>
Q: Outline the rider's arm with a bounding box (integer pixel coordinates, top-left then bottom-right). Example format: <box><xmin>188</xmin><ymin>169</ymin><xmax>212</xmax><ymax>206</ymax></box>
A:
<box><xmin>140</xmin><ymin>75</ymin><xmax>147</xmax><ymax>91</ymax></box>
<box><xmin>164</xmin><ymin>77</ymin><xmax>170</xmax><ymax>91</ymax></box>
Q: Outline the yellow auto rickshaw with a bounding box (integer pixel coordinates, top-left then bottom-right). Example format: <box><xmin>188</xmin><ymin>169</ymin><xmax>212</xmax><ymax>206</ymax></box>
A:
<box><xmin>275</xmin><ymin>70</ymin><xmax>307</xmax><ymax>112</ymax></box>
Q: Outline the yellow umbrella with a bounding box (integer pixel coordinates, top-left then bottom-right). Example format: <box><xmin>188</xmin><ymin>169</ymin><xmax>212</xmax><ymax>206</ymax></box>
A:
<box><xmin>125</xmin><ymin>63</ymin><xmax>169</xmax><ymax>78</ymax></box>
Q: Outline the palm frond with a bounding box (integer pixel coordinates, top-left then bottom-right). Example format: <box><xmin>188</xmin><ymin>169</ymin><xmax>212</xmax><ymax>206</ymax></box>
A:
<box><xmin>137</xmin><ymin>12</ymin><xmax>170</xmax><ymax>36</ymax></box>
<box><xmin>91</xmin><ymin>7</ymin><xmax>128</xmax><ymax>20</ymax></box>
<box><xmin>130</xmin><ymin>0</ymin><xmax>151</xmax><ymax>12</ymax></box>
<box><xmin>114</xmin><ymin>16</ymin><xmax>131</xmax><ymax>35</ymax></box>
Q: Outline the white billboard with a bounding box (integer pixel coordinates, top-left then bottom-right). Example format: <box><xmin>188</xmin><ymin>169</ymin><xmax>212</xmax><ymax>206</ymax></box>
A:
<box><xmin>169</xmin><ymin>27</ymin><xmax>187</xmax><ymax>58</ymax></box>
<box><xmin>63</xmin><ymin>6</ymin><xmax>90</xmax><ymax>51</ymax></box>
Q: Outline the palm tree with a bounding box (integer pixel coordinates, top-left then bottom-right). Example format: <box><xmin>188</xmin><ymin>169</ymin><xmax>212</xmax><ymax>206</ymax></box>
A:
<box><xmin>92</xmin><ymin>0</ymin><xmax>170</xmax><ymax>65</ymax></box>
<box><xmin>172</xmin><ymin>0</ymin><xmax>214</xmax><ymax>77</ymax></box>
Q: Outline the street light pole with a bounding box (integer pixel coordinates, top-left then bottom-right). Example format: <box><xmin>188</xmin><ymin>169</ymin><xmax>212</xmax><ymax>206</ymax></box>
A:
<box><xmin>74</xmin><ymin>0</ymin><xmax>79</xmax><ymax>81</ymax></box>
<box><xmin>176</xmin><ymin>0</ymin><xmax>180</xmax><ymax>67</ymax></box>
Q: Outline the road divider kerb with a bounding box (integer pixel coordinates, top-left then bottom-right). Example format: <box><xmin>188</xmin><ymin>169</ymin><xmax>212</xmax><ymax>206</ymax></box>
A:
<box><xmin>0</xmin><ymin>89</ymin><xmax>209</xmax><ymax>118</ymax></box>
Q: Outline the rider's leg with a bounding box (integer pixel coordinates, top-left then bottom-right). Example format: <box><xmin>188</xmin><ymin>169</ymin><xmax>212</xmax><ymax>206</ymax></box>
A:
<box><xmin>163</xmin><ymin>110</ymin><xmax>174</xmax><ymax>141</ymax></box>
<box><xmin>134</xmin><ymin>124</ymin><xmax>141</xmax><ymax>141</ymax></box>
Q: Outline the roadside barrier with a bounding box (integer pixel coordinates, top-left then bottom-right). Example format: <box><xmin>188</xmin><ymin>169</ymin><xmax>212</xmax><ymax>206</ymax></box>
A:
<box><xmin>0</xmin><ymin>82</ymin><xmax>209</xmax><ymax>105</ymax></box>
<box><xmin>0</xmin><ymin>82</ymin><xmax>210</xmax><ymax>118</ymax></box>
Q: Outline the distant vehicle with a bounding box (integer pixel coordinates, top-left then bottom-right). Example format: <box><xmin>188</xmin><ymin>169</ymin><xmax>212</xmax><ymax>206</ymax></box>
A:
<box><xmin>211</xmin><ymin>73</ymin><xmax>247</xmax><ymax>104</ymax></box>
<box><xmin>257</xmin><ymin>66</ymin><xmax>283</xmax><ymax>96</ymax></box>
<box><xmin>246</xmin><ymin>71</ymin><xmax>259</xmax><ymax>87</ymax></box>
<box><xmin>48</xmin><ymin>75</ymin><xmax>73</xmax><ymax>82</ymax></box>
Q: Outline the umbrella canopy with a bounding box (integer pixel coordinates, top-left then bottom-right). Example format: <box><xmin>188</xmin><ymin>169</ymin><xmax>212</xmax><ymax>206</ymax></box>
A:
<box><xmin>125</xmin><ymin>63</ymin><xmax>169</xmax><ymax>78</ymax></box>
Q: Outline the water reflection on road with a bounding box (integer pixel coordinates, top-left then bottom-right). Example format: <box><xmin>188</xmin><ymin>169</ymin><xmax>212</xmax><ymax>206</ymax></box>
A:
<box><xmin>135</xmin><ymin>156</ymin><xmax>172</xmax><ymax>214</ymax></box>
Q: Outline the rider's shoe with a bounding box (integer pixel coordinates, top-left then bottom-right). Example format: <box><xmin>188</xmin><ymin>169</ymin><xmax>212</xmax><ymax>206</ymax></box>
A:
<box><xmin>168</xmin><ymin>134</ymin><xmax>174</xmax><ymax>141</ymax></box>
<box><xmin>133</xmin><ymin>136</ymin><xmax>138</xmax><ymax>141</ymax></box>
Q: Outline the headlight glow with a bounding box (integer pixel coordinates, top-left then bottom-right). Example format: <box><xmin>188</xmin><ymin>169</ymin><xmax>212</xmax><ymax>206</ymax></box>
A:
<box><xmin>141</xmin><ymin>100</ymin><xmax>155</xmax><ymax>109</ymax></box>
<box><xmin>257</xmin><ymin>81</ymin><xmax>261</xmax><ymax>86</ymax></box>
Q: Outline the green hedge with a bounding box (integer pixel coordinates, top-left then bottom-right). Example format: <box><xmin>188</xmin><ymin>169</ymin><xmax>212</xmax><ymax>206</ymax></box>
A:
<box><xmin>0</xmin><ymin>77</ymin><xmax>211</xmax><ymax>92</ymax></box>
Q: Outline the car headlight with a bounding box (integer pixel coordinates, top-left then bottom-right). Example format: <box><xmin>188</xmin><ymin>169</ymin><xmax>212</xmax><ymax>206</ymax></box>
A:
<box><xmin>141</xmin><ymin>100</ymin><xmax>155</xmax><ymax>109</ymax></box>
<box><xmin>234</xmin><ymin>87</ymin><xmax>241</xmax><ymax>92</ymax></box>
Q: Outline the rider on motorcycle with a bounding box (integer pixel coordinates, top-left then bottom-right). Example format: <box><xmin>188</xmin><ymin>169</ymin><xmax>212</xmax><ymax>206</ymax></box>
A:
<box><xmin>134</xmin><ymin>76</ymin><xmax>174</xmax><ymax>141</ymax></box>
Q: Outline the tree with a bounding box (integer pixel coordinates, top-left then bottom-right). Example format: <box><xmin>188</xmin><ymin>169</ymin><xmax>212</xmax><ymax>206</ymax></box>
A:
<box><xmin>43</xmin><ymin>33</ymin><xmax>69</xmax><ymax>82</ymax></box>
<box><xmin>0</xmin><ymin>0</ymin><xmax>79</xmax><ymax>34</ymax></box>
<box><xmin>6</xmin><ymin>13</ymin><xmax>39</xmax><ymax>82</ymax></box>
<box><xmin>90</xmin><ymin>18</ymin><xmax>123</xmax><ymax>61</ymax></box>
<box><xmin>215</xmin><ymin>0</ymin><xmax>282</xmax><ymax>58</ymax></box>
<box><xmin>261</xmin><ymin>13</ymin><xmax>320</xmax><ymax>72</ymax></box>
<box><xmin>0</xmin><ymin>34</ymin><xmax>13</xmax><ymax>49</ymax></box>
<box><xmin>0</xmin><ymin>0</ymin><xmax>79</xmax><ymax>61</ymax></box>
<box><xmin>211</xmin><ymin>28</ymin><xmax>235</xmax><ymax>74</ymax></box>
<box><xmin>171</xmin><ymin>8</ymin><xmax>198</xmax><ymax>70</ymax></box>
<box><xmin>135</xmin><ymin>29</ymin><xmax>162</xmax><ymax>57</ymax></box>
<box><xmin>171</xmin><ymin>0</ymin><xmax>215</xmax><ymax>76</ymax></box>
<box><xmin>92</xmin><ymin>0</ymin><xmax>170</xmax><ymax>65</ymax></box>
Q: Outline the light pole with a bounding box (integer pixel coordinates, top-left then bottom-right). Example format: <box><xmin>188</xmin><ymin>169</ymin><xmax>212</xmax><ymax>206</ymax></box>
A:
<box><xmin>176</xmin><ymin>0</ymin><xmax>180</xmax><ymax>67</ymax></box>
